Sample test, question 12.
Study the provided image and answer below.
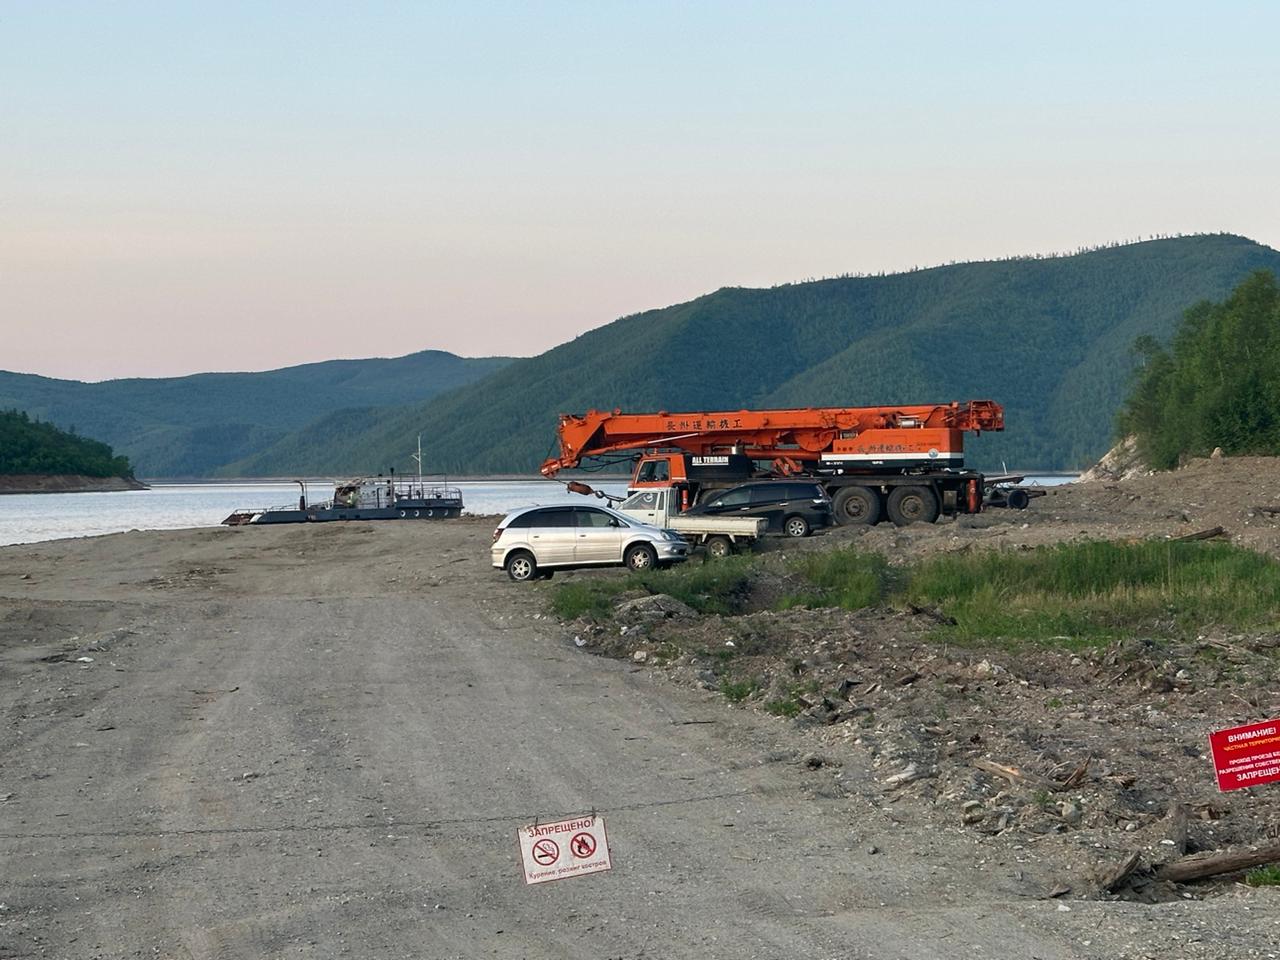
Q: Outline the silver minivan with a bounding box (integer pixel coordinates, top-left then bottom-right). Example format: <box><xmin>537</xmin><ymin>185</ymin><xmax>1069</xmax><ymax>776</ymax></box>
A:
<box><xmin>491</xmin><ymin>504</ymin><xmax>690</xmax><ymax>581</ymax></box>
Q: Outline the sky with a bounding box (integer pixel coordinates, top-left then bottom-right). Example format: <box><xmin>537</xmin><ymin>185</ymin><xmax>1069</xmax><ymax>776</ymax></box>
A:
<box><xmin>3</xmin><ymin>1</ymin><xmax>1280</xmax><ymax>381</ymax></box>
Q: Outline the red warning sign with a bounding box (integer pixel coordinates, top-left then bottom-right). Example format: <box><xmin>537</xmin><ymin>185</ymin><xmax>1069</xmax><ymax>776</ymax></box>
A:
<box><xmin>570</xmin><ymin>832</ymin><xmax>596</xmax><ymax>859</ymax></box>
<box><xmin>1209</xmin><ymin>717</ymin><xmax>1280</xmax><ymax>792</ymax></box>
<box><xmin>517</xmin><ymin>815</ymin><xmax>612</xmax><ymax>885</ymax></box>
<box><xmin>531</xmin><ymin>838</ymin><xmax>559</xmax><ymax>865</ymax></box>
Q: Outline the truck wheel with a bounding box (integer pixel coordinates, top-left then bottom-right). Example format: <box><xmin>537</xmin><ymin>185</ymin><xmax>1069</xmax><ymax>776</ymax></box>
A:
<box><xmin>506</xmin><ymin>551</ymin><xmax>538</xmax><ymax>582</ymax></box>
<box><xmin>783</xmin><ymin>515</ymin><xmax>810</xmax><ymax>538</ymax></box>
<box><xmin>705</xmin><ymin>535</ymin><xmax>733</xmax><ymax>559</ymax></box>
<box><xmin>832</xmin><ymin>486</ymin><xmax>880</xmax><ymax>526</ymax></box>
<box><xmin>625</xmin><ymin>543</ymin><xmax>657</xmax><ymax>572</ymax></box>
<box><xmin>887</xmin><ymin>486</ymin><xmax>939</xmax><ymax>526</ymax></box>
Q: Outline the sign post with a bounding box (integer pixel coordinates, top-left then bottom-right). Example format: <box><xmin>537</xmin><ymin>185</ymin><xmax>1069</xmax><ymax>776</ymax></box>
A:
<box><xmin>517</xmin><ymin>814</ymin><xmax>612</xmax><ymax>885</ymax></box>
<box><xmin>1208</xmin><ymin>718</ymin><xmax>1280</xmax><ymax>792</ymax></box>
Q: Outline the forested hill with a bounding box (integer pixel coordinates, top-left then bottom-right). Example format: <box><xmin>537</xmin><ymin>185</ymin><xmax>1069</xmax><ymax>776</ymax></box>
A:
<box><xmin>233</xmin><ymin>234</ymin><xmax>1280</xmax><ymax>476</ymax></box>
<box><xmin>0</xmin><ymin>351</ymin><xmax>511</xmax><ymax>477</ymax></box>
<box><xmin>0</xmin><ymin>409</ymin><xmax>134</xmax><ymax>478</ymax></box>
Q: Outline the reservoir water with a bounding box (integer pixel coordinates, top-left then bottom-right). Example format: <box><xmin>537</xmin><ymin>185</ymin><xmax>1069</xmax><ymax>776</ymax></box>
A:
<box><xmin>0</xmin><ymin>476</ymin><xmax>1076</xmax><ymax>547</ymax></box>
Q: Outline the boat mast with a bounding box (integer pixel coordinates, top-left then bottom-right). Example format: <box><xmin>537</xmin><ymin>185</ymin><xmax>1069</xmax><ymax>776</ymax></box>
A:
<box><xmin>413</xmin><ymin>434</ymin><xmax>423</xmax><ymax>494</ymax></box>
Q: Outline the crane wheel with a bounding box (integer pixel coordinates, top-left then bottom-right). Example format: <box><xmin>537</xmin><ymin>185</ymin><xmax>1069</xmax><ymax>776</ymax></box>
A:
<box><xmin>887</xmin><ymin>486</ymin><xmax>939</xmax><ymax>526</ymax></box>
<box><xmin>832</xmin><ymin>486</ymin><xmax>881</xmax><ymax>526</ymax></box>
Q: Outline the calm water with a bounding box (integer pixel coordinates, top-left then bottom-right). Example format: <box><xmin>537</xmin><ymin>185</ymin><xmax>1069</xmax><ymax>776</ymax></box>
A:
<box><xmin>0</xmin><ymin>475</ymin><xmax>1075</xmax><ymax>547</ymax></box>
<box><xmin>0</xmin><ymin>480</ymin><xmax>632</xmax><ymax>547</ymax></box>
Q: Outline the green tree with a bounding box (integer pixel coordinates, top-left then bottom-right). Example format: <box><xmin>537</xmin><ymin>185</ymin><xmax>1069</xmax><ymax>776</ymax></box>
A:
<box><xmin>1119</xmin><ymin>270</ymin><xmax>1280</xmax><ymax>468</ymax></box>
<box><xmin>0</xmin><ymin>409</ymin><xmax>135</xmax><ymax>477</ymax></box>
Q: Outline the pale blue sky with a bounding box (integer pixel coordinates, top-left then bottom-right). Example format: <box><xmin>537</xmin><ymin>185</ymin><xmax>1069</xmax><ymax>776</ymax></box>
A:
<box><xmin>3</xmin><ymin>2</ymin><xmax>1279</xmax><ymax>379</ymax></box>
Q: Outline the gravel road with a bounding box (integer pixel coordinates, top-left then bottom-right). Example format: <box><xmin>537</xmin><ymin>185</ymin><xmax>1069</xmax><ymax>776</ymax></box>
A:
<box><xmin>2</xmin><ymin>519</ymin><xmax>1276</xmax><ymax>958</ymax></box>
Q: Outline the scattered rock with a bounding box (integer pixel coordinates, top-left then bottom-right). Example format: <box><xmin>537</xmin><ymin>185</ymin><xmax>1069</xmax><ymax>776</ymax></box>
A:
<box><xmin>614</xmin><ymin>594</ymin><xmax>696</xmax><ymax>621</ymax></box>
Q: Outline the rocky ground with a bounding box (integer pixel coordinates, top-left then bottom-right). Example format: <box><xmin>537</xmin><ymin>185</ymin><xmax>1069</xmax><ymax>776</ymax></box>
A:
<box><xmin>3</xmin><ymin>460</ymin><xmax>1280</xmax><ymax>957</ymax></box>
<box><xmin>554</xmin><ymin>457</ymin><xmax>1280</xmax><ymax>906</ymax></box>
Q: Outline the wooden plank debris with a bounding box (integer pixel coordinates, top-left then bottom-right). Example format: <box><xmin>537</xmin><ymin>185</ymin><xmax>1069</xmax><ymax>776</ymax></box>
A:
<box><xmin>1097</xmin><ymin>851</ymin><xmax>1142</xmax><ymax>893</ymax></box>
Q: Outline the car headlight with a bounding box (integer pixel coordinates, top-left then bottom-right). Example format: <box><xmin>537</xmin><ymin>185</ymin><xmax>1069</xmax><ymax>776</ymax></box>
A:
<box><xmin>663</xmin><ymin>530</ymin><xmax>683</xmax><ymax>542</ymax></box>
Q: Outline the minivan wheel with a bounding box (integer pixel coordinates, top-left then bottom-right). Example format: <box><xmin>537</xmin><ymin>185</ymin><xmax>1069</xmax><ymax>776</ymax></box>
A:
<box><xmin>783</xmin><ymin>515</ymin><xmax>810</xmax><ymax>538</ymax></box>
<box><xmin>506</xmin><ymin>552</ymin><xmax>538</xmax><ymax>582</ymax></box>
<box><xmin>625</xmin><ymin>543</ymin><xmax>657</xmax><ymax>571</ymax></box>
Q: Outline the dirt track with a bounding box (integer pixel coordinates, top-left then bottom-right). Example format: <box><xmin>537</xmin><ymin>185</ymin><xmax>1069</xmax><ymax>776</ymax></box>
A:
<box><xmin>1</xmin><ymin>502</ymin><xmax>1278</xmax><ymax>958</ymax></box>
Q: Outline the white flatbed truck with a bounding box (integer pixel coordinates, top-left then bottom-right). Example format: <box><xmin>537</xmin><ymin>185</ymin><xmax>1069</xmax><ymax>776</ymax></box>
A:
<box><xmin>616</xmin><ymin>487</ymin><xmax>765</xmax><ymax>557</ymax></box>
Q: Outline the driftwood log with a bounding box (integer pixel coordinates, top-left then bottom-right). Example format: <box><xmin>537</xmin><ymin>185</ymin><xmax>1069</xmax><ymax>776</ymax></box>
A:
<box><xmin>1172</xmin><ymin>526</ymin><xmax>1227</xmax><ymax>542</ymax></box>
<box><xmin>972</xmin><ymin>758</ymin><xmax>1077</xmax><ymax>793</ymax></box>
<box><xmin>1155</xmin><ymin>841</ymin><xmax>1280</xmax><ymax>883</ymax></box>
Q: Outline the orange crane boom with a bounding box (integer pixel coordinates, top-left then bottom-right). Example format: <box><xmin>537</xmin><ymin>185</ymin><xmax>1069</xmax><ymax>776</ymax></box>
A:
<box><xmin>540</xmin><ymin>401</ymin><xmax>1003</xmax><ymax>477</ymax></box>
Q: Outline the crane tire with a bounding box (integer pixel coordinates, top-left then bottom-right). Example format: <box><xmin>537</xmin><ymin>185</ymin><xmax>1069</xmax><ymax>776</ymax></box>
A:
<box><xmin>887</xmin><ymin>486</ymin><xmax>939</xmax><ymax>526</ymax></box>
<box><xmin>833</xmin><ymin>486</ymin><xmax>881</xmax><ymax>526</ymax></box>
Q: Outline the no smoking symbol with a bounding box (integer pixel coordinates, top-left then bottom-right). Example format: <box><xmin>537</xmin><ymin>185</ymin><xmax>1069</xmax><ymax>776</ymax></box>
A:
<box><xmin>570</xmin><ymin>832</ymin><xmax>596</xmax><ymax>859</ymax></box>
<box><xmin>531</xmin><ymin>839</ymin><xmax>559</xmax><ymax>866</ymax></box>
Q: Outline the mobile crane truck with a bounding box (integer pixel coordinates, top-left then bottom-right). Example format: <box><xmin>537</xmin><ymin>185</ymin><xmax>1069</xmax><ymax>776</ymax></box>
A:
<box><xmin>540</xmin><ymin>400</ymin><xmax>1015</xmax><ymax>529</ymax></box>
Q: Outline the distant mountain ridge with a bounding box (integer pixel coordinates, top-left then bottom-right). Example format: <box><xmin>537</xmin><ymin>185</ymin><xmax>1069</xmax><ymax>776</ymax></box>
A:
<box><xmin>234</xmin><ymin>234</ymin><xmax>1280</xmax><ymax>476</ymax></box>
<box><xmin>0</xmin><ymin>351</ymin><xmax>511</xmax><ymax>477</ymax></box>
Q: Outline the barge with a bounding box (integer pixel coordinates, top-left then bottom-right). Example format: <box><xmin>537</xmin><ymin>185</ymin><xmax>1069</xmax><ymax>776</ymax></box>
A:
<box><xmin>222</xmin><ymin>477</ymin><xmax>463</xmax><ymax>526</ymax></box>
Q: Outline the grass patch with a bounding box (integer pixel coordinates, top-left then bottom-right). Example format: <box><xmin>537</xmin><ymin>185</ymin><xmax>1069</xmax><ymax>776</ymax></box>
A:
<box><xmin>763</xmin><ymin>680</ymin><xmax>821</xmax><ymax>718</ymax></box>
<box><xmin>1245</xmin><ymin>864</ymin><xmax>1280</xmax><ymax>887</ymax></box>
<box><xmin>905</xmin><ymin>540</ymin><xmax>1280</xmax><ymax>647</ymax></box>
<box><xmin>777</xmin><ymin>548</ymin><xmax>893</xmax><ymax>611</ymax></box>
<box><xmin>719</xmin><ymin>677</ymin><xmax>759</xmax><ymax>703</ymax></box>
<box><xmin>549</xmin><ymin>556</ymin><xmax>755</xmax><ymax>621</ymax></box>
<box><xmin>550</xmin><ymin>537</ymin><xmax>1280</xmax><ymax>651</ymax></box>
<box><xmin>549</xmin><ymin>581</ymin><xmax>621</xmax><ymax>620</ymax></box>
<box><xmin>764</xmin><ymin>697</ymin><xmax>803</xmax><ymax>717</ymax></box>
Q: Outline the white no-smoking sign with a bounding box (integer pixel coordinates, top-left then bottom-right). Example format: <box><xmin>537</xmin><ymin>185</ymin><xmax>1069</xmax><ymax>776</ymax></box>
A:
<box><xmin>517</xmin><ymin>815</ymin><xmax>612</xmax><ymax>885</ymax></box>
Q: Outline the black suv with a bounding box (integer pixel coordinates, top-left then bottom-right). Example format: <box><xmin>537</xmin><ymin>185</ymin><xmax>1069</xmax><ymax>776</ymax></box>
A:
<box><xmin>685</xmin><ymin>481</ymin><xmax>832</xmax><ymax>537</ymax></box>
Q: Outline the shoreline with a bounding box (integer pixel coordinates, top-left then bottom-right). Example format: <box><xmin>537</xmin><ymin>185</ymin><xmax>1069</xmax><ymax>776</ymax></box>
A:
<box><xmin>0</xmin><ymin>474</ymin><xmax>149</xmax><ymax>495</ymax></box>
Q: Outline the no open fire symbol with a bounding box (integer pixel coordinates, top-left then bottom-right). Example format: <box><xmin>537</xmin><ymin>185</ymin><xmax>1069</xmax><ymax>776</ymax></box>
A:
<box><xmin>517</xmin><ymin>815</ymin><xmax>612</xmax><ymax>885</ymax></box>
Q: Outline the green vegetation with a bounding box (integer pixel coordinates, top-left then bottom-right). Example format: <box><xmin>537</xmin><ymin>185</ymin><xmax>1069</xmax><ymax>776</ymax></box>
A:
<box><xmin>764</xmin><ymin>697</ymin><xmax>804</xmax><ymax>718</ymax></box>
<box><xmin>764</xmin><ymin>680</ymin><xmax>821</xmax><ymax>717</ymax></box>
<box><xmin>553</xmin><ymin>539</ymin><xmax>1280</xmax><ymax>649</ymax></box>
<box><xmin>719</xmin><ymin>677</ymin><xmax>760</xmax><ymax>703</ymax></box>
<box><xmin>1245</xmin><ymin>864</ymin><xmax>1280</xmax><ymax>887</ymax></box>
<box><xmin>0</xmin><ymin>409</ymin><xmax>133</xmax><ymax>478</ymax></box>
<box><xmin>1120</xmin><ymin>270</ymin><xmax>1280</xmax><ymax>469</ymax></box>
<box><xmin>904</xmin><ymin>540</ymin><xmax>1280</xmax><ymax>647</ymax></box>
<box><xmin>0</xmin><ymin>350</ymin><xmax>511</xmax><ymax>477</ymax></box>
<box><xmin>778</xmin><ymin>550</ymin><xmax>892</xmax><ymax>610</ymax></box>
<box><xmin>549</xmin><ymin>556</ymin><xmax>755</xmax><ymax>620</ymax></box>
<box><xmin>276</xmin><ymin>234</ymin><xmax>1280</xmax><ymax>476</ymax></box>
